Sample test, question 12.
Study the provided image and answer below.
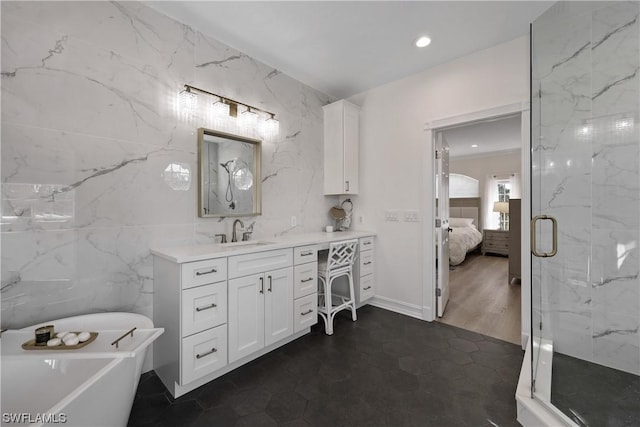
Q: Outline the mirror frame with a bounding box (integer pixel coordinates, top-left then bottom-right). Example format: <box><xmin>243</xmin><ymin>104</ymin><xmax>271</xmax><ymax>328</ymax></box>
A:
<box><xmin>198</xmin><ymin>128</ymin><xmax>262</xmax><ymax>218</ymax></box>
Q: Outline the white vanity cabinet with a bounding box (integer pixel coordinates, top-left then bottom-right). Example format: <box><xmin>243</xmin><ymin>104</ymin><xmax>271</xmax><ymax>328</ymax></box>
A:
<box><xmin>227</xmin><ymin>249</ymin><xmax>294</xmax><ymax>363</ymax></box>
<box><xmin>323</xmin><ymin>99</ymin><xmax>360</xmax><ymax>195</ymax></box>
<box><xmin>153</xmin><ymin>256</ymin><xmax>228</xmax><ymax>397</ymax></box>
<box><xmin>355</xmin><ymin>236</ymin><xmax>375</xmax><ymax>303</ymax></box>
<box><xmin>293</xmin><ymin>245</ymin><xmax>318</xmax><ymax>333</ymax></box>
<box><xmin>152</xmin><ymin>230</ymin><xmax>374</xmax><ymax>398</ymax></box>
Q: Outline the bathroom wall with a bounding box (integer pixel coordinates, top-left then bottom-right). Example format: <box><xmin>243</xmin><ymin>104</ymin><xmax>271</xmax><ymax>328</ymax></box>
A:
<box><xmin>532</xmin><ymin>1</ymin><xmax>639</xmax><ymax>374</ymax></box>
<box><xmin>1</xmin><ymin>1</ymin><xmax>336</xmax><ymax>328</ymax></box>
<box><xmin>349</xmin><ymin>37</ymin><xmax>529</xmax><ymax>318</ymax></box>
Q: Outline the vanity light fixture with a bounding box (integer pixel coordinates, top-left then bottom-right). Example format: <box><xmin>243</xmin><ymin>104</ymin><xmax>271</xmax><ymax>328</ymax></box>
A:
<box><xmin>179</xmin><ymin>84</ymin><xmax>279</xmax><ymax>136</ymax></box>
<box><xmin>471</xmin><ymin>144</ymin><xmax>479</xmax><ymax>148</ymax></box>
<box><xmin>263</xmin><ymin>113</ymin><xmax>280</xmax><ymax>137</ymax></box>
<box><xmin>415</xmin><ymin>36</ymin><xmax>431</xmax><ymax>48</ymax></box>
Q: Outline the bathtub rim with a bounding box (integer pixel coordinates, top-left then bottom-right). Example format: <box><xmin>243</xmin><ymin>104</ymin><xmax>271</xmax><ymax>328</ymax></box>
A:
<box><xmin>21</xmin><ymin>312</ymin><xmax>154</xmax><ymax>331</ymax></box>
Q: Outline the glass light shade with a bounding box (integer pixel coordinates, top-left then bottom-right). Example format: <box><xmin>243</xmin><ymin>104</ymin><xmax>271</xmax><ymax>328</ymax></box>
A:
<box><xmin>179</xmin><ymin>90</ymin><xmax>197</xmax><ymax>115</ymax></box>
<box><xmin>261</xmin><ymin>115</ymin><xmax>280</xmax><ymax>139</ymax></box>
<box><xmin>238</xmin><ymin>107</ymin><xmax>258</xmax><ymax>134</ymax></box>
<box><xmin>210</xmin><ymin>99</ymin><xmax>230</xmax><ymax>129</ymax></box>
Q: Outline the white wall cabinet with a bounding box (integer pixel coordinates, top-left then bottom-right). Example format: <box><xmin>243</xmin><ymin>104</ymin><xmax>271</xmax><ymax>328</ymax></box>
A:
<box><xmin>323</xmin><ymin>99</ymin><xmax>360</xmax><ymax>195</ymax></box>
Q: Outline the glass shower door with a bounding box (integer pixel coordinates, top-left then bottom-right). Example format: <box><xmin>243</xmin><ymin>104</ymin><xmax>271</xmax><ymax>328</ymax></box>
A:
<box><xmin>531</xmin><ymin>1</ymin><xmax>640</xmax><ymax>425</ymax></box>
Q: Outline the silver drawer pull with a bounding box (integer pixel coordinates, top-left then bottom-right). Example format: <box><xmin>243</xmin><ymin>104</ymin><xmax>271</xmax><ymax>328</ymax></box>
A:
<box><xmin>196</xmin><ymin>348</ymin><xmax>217</xmax><ymax>359</ymax></box>
<box><xmin>362</xmin><ymin>242</ymin><xmax>371</xmax><ymax>246</ymax></box>
<box><xmin>300</xmin><ymin>309</ymin><xmax>314</xmax><ymax>316</ymax></box>
<box><xmin>364</xmin><ymin>261</ymin><xmax>372</xmax><ymax>265</ymax></box>
<box><xmin>195</xmin><ymin>268</ymin><xmax>217</xmax><ymax>276</ymax></box>
<box><xmin>196</xmin><ymin>303</ymin><xmax>217</xmax><ymax>312</ymax></box>
<box><xmin>301</xmin><ymin>251</ymin><xmax>313</xmax><ymax>256</ymax></box>
<box><xmin>363</xmin><ymin>286</ymin><xmax>372</xmax><ymax>290</ymax></box>
<box><xmin>301</xmin><ymin>277</ymin><xmax>314</xmax><ymax>283</ymax></box>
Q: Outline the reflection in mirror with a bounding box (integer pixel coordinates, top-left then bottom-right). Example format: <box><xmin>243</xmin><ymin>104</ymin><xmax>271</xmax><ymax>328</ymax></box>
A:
<box><xmin>198</xmin><ymin>128</ymin><xmax>261</xmax><ymax>217</ymax></box>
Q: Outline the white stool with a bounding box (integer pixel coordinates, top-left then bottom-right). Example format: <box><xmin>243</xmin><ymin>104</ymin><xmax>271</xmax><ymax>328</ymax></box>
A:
<box><xmin>317</xmin><ymin>239</ymin><xmax>358</xmax><ymax>335</ymax></box>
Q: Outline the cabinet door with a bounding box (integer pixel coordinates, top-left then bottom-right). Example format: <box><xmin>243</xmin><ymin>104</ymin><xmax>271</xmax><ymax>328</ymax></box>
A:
<box><xmin>264</xmin><ymin>267</ymin><xmax>294</xmax><ymax>347</ymax></box>
<box><xmin>228</xmin><ymin>274</ymin><xmax>265</xmax><ymax>363</ymax></box>
<box><xmin>343</xmin><ymin>101</ymin><xmax>359</xmax><ymax>194</ymax></box>
<box><xmin>323</xmin><ymin>102</ymin><xmax>345</xmax><ymax>195</ymax></box>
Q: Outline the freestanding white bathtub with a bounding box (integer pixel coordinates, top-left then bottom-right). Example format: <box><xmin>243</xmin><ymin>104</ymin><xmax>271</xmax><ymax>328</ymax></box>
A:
<box><xmin>1</xmin><ymin>312</ymin><xmax>163</xmax><ymax>427</ymax></box>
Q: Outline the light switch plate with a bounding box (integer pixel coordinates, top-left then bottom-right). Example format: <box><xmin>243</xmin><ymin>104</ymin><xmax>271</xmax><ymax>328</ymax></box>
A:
<box><xmin>404</xmin><ymin>210</ymin><xmax>420</xmax><ymax>222</ymax></box>
<box><xmin>385</xmin><ymin>210</ymin><xmax>400</xmax><ymax>221</ymax></box>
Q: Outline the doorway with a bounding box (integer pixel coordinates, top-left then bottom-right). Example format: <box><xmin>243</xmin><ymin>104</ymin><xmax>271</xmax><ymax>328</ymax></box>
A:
<box><xmin>432</xmin><ymin>112</ymin><xmax>524</xmax><ymax>344</ymax></box>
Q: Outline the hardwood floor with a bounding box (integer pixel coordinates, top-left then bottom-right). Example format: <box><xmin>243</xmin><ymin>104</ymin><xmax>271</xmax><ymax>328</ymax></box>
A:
<box><xmin>438</xmin><ymin>252</ymin><xmax>521</xmax><ymax>345</ymax></box>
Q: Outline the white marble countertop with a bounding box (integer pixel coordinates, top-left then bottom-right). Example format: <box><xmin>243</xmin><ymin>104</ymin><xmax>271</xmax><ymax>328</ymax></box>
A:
<box><xmin>151</xmin><ymin>230</ymin><xmax>376</xmax><ymax>263</ymax></box>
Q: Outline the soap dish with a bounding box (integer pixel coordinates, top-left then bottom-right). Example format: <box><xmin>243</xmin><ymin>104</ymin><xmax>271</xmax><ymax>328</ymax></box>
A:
<box><xmin>21</xmin><ymin>332</ymin><xmax>98</xmax><ymax>350</ymax></box>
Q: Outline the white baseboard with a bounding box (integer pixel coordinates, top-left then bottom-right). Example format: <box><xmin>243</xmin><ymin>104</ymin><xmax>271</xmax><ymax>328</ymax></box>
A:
<box><xmin>367</xmin><ymin>295</ymin><xmax>423</xmax><ymax>320</ymax></box>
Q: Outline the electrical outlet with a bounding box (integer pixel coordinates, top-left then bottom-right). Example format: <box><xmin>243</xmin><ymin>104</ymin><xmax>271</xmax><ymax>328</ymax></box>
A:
<box><xmin>359</xmin><ymin>215</ymin><xmax>364</xmax><ymax>224</ymax></box>
<box><xmin>290</xmin><ymin>216</ymin><xmax>297</xmax><ymax>227</ymax></box>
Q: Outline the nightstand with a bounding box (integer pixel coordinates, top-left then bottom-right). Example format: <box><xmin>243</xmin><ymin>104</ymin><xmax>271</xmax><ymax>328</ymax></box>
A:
<box><xmin>482</xmin><ymin>229</ymin><xmax>509</xmax><ymax>256</ymax></box>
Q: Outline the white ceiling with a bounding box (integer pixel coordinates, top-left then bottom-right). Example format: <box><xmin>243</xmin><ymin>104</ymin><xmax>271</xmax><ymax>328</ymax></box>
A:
<box><xmin>444</xmin><ymin>114</ymin><xmax>522</xmax><ymax>159</ymax></box>
<box><xmin>146</xmin><ymin>1</ymin><xmax>552</xmax><ymax>98</ymax></box>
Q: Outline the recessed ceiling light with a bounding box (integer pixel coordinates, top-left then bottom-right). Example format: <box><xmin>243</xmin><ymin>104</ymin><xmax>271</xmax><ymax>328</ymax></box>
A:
<box><xmin>471</xmin><ymin>144</ymin><xmax>479</xmax><ymax>148</ymax></box>
<box><xmin>415</xmin><ymin>36</ymin><xmax>431</xmax><ymax>48</ymax></box>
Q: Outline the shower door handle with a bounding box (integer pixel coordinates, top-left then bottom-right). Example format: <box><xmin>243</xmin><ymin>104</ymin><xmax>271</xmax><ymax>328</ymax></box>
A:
<box><xmin>531</xmin><ymin>215</ymin><xmax>558</xmax><ymax>257</ymax></box>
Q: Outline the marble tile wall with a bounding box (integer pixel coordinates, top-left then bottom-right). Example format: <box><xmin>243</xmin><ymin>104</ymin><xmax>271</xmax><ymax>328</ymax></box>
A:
<box><xmin>532</xmin><ymin>1</ymin><xmax>639</xmax><ymax>375</ymax></box>
<box><xmin>1</xmin><ymin>1</ymin><xmax>336</xmax><ymax>328</ymax></box>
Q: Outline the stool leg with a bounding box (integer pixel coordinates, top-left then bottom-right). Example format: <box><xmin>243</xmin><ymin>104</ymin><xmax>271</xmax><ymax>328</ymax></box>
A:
<box><xmin>325</xmin><ymin>276</ymin><xmax>334</xmax><ymax>335</ymax></box>
<box><xmin>347</xmin><ymin>270</ymin><xmax>357</xmax><ymax>322</ymax></box>
<box><xmin>317</xmin><ymin>276</ymin><xmax>330</xmax><ymax>335</ymax></box>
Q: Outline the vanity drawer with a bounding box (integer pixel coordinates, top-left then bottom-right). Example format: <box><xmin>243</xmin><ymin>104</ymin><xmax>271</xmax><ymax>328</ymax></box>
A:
<box><xmin>359</xmin><ymin>250</ymin><xmax>374</xmax><ymax>276</ymax></box>
<box><xmin>228</xmin><ymin>249</ymin><xmax>293</xmax><ymax>279</ymax></box>
<box><xmin>360</xmin><ymin>274</ymin><xmax>375</xmax><ymax>301</ymax></box>
<box><xmin>359</xmin><ymin>236</ymin><xmax>375</xmax><ymax>251</ymax></box>
<box><xmin>294</xmin><ymin>293</ymin><xmax>318</xmax><ymax>333</ymax></box>
<box><xmin>181</xmin><ymin>282</ymin><xmax>227</xmax><ymax>337</ymax></box>
<box><xmin>181</xmin><ymin>258</ymin><xmax>227</xmax><ymax>289</ymax></box>
<box><xmin>294</xmin><ymin>245</ymin><xmax>318</xmax><ymax>265</ymax></box>
<box><xmin>294</xmin><ymin>262</ymin><xmax>317</xmax><ymax>299</ymax></box>
<box><xmin>181</xmin><ymin>325</ymin><xmax>227</xmax><ymax>385</ymax></box>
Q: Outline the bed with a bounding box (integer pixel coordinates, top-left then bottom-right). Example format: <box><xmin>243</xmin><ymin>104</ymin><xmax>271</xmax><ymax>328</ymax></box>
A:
<box><xmin>448</xmin><ymin>197</ymin><xmax>483</xmax><ymax>266</ymax></box>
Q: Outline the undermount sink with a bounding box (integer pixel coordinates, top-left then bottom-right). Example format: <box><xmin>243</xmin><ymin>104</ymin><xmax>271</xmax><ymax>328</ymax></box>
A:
<box><xmin>219</xmin><ymin>240</ymin><xmax>274</xmax><ymax>249</ymax></box>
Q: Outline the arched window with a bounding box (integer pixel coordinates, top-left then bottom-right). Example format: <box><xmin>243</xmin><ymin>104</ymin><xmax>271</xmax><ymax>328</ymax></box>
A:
<box><xmin>450</xmin><ymin>173</ymin><xmax>479</xmax><ymax>198</ymax></box>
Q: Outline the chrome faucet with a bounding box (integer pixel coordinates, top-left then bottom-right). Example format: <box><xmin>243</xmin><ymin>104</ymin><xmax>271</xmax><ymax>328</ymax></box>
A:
<box><xmin>232</xmin><ymin>219</ymin><xmax>244</xmax><ymax>242</ymax></box>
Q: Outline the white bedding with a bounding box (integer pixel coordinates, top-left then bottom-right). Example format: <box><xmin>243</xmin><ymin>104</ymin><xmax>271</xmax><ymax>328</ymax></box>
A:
<box><xmin>449</xmin><ymin>225</ymin><xmax>483</xmax><ymax>266</ymax></box>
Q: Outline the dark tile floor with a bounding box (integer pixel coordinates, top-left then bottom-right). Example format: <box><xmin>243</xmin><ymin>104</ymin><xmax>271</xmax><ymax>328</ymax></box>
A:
<box><xmin>128</xmin><ymin>306</ymin><xmax>524</xmax><ymax>427</ymax></box>
<box><xmin>551</xmin><ymin>352</ymin><xmax>640</xmax><ymax>427</ymax></box>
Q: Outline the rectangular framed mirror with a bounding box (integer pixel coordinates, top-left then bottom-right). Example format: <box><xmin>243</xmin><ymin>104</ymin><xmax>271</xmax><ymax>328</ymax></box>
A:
<box><xmin>198</xmin><ymin>128</ymin><xmax>262</xmax><ymax>217</ymax></box>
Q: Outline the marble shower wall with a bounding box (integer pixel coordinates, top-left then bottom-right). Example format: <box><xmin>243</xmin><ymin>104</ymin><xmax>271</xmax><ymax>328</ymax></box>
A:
<box><xmin>532</xmin><ymin>1</ymin><xmax>640</xmax><ymax>374</ymax></box>
<box><xmin>0</xmin><ymin>1</ymin><xmax>336</xmax><ymax>328</ymax></box>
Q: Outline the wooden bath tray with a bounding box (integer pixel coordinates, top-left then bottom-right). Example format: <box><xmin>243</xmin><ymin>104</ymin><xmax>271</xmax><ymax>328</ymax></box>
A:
<box><xmin>22</xmin><ymin>332</ymin><xmax>98</xmax><ymax>350</ymax></box>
